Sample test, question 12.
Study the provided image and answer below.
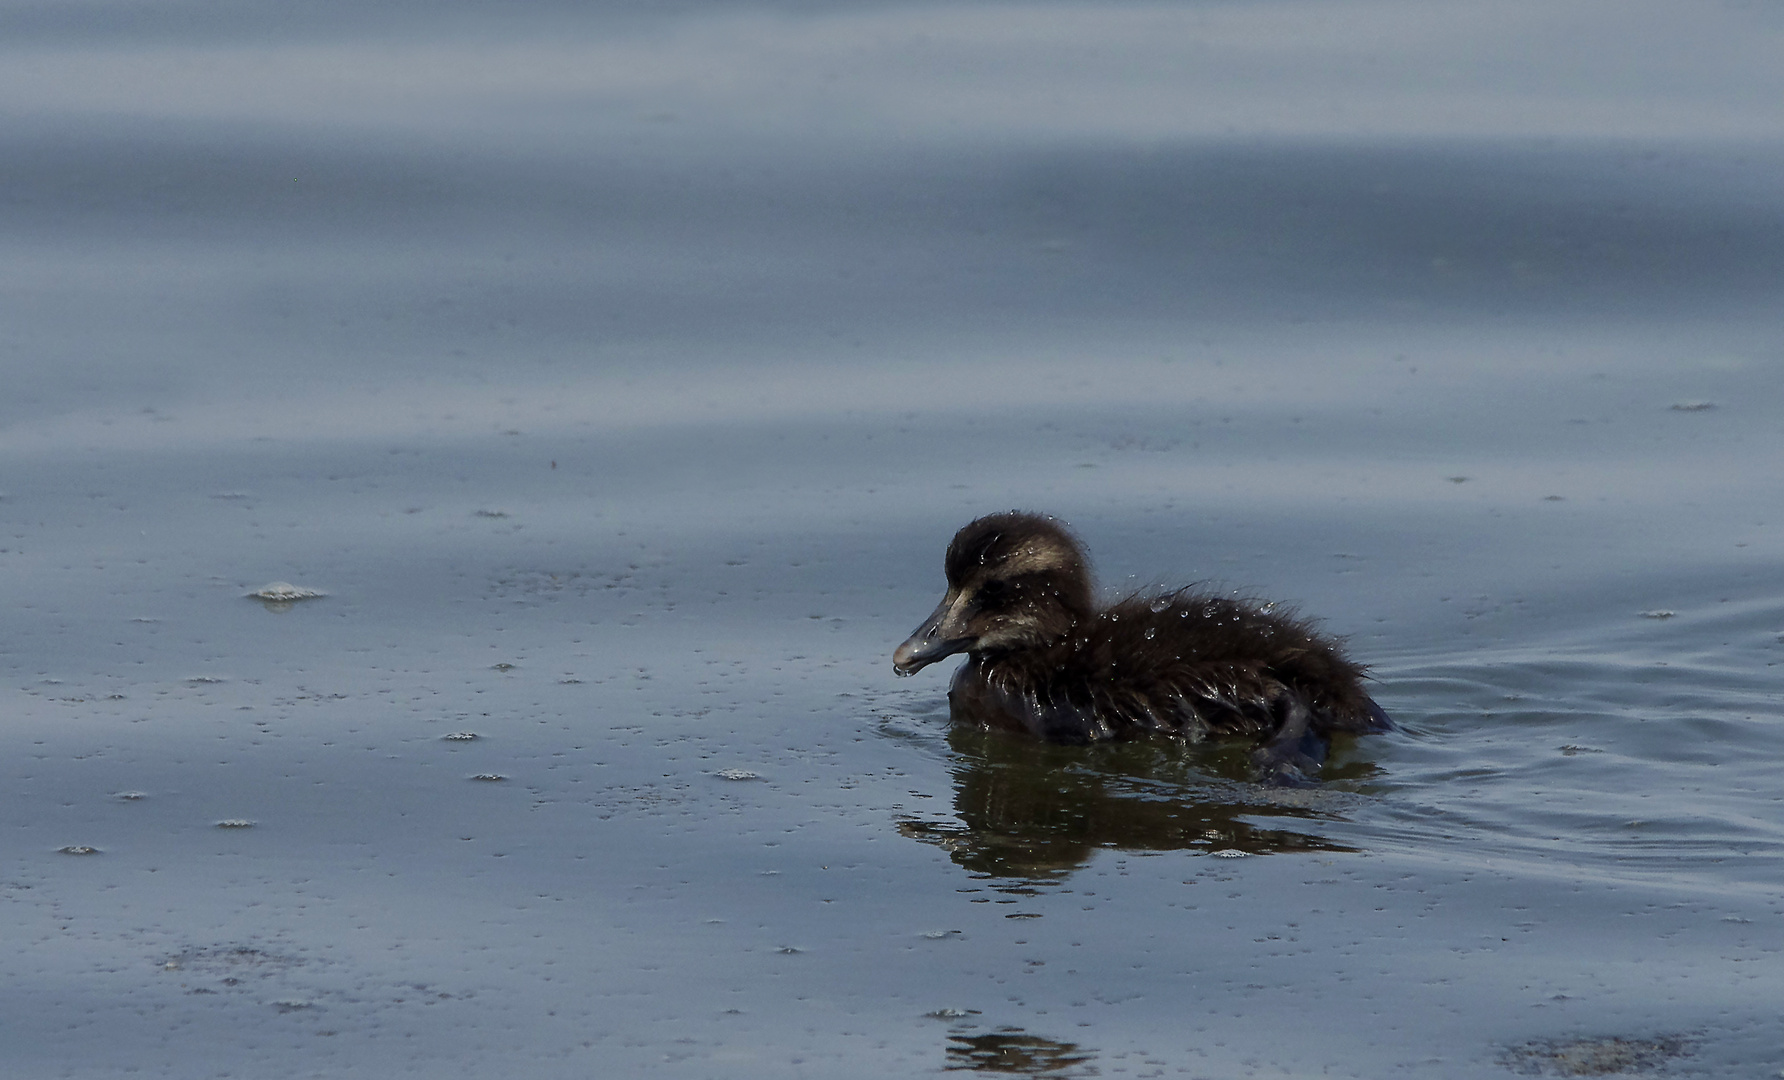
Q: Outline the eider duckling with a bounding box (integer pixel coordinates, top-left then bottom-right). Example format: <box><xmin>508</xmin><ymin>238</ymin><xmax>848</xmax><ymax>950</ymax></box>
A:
<box><xmin>892</xmin><ymin>512</ymin><xmax>1391</xmax><ymax>783</ymax></box>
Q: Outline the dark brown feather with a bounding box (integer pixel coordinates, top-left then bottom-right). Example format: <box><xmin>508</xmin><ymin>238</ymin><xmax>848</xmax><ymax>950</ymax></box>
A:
<box><xmin>896</xmin><ymin>512</ymin><xmax>1391</xmax><ymax>777</ymax></box>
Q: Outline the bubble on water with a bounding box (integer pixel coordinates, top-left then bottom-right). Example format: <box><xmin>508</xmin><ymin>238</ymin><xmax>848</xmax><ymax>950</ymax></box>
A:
<box><xmin>776</xmin><ymin>946</ymin><xmax>803</xmax><ymax>954</ymax></box>
<box><xmin>470</xmin><ymin>774</ymin><xmax>507</xmax><ymax>782</ymax></box>
<box><xmin>1446</xmin><ymin>475</ymin><xmax>1469</xmax><ymax>483</ymax></box>
<box><xmin>1669</xmin><ymin>401</ymin><xmax>1716</xmax><ymax>412</ymax></box>
<box><xmin>215</xmin><ymin>819</ymin><xmax>256</xmax><ymax>829</ymax></box>
<box><xmin>920</xmin><ymin>930</ymin><xmax>961</xmax><ymax>939</ymax></box>
<box><xmin>492</xmin><ymin>662</ymin><xmax>516</xmax><ymax>671</ymax></box>
<box><xmin>1208</xmin><ymin>848</ymin><xmax>1250</xmax><ymax>859</ymax></box>
<box><xmin>247</xmin><ymin>582</ymin><xmax>325</xmax><ymax>602</ymax></box>
<box><xmin>715</xmin><ymin>768</ymin><xmax>761</xmax><ymax>781</ymax></box>
<box><xmin>442</xmin><ymin>732</ymin><xmax>479</xmax><ymax>741</ymax></box>
<box><xmin>1640</xmin><ymin>610</ymin><xmax>1675</xmax><ymax>620</ymax></box>
<box><xmin>272</xmin><ymin>999</ymin><xmax>317</xmax><ymax>1013</ymax></box>
<box><xmin>115</xmin><ymin>791</ymin><xmax>148</xmax><ymax>801</ymax></box>
<box><xmin>58</xmin><ymin>845</ymin><xmax>100</xmax><ymax>856</ymax></box>
<box><xmin>473</xmin><ymin>509</ymin><xmax>509</xmax><ymax>518</ymax></box>
<box><xmin>1149</xmin><ymin>597</ymin><xmax>1171</xmax><ymax>613</ymax></box>
<box><xmin>1143</xmin><ymin>627</ymin><xmax>1156</xmax><ymax>640</ymax></box>
<box><xmin>925</xmin><ymin>1008</ymin><xmax>980</xmax><ymax>1019</ymax></box>
<box><xmin>187</xmin><ymin>676</ymin><xmax>228</xmax><ymax>684</ymax></box>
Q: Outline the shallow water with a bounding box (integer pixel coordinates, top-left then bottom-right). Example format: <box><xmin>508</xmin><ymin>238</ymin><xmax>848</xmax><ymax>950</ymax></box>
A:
<box><xmin>5</xmin><ymin>1</ymin><xmax>1784</xmax><ymax>1076</ymax></box>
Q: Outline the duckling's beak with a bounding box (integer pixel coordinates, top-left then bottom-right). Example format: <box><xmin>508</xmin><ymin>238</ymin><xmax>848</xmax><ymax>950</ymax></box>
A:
<box><xmin>893</xmin><ymin>591</ymin><xmax>974</xmax><ymax>675</ymax></box>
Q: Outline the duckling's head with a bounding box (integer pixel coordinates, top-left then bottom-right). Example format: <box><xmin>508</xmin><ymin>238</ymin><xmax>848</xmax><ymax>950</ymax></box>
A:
<box><xmin>893</xmin><ymin>512</ymin><xmax>1094</xmax><ymax>675</ymax></box>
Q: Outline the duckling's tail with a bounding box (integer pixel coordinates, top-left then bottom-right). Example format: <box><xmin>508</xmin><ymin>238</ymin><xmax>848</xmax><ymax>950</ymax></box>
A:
<box><xmin>1317</xmin><ymin>692</ymin><xmax>1394</xmax><ymax>735</ymax></box>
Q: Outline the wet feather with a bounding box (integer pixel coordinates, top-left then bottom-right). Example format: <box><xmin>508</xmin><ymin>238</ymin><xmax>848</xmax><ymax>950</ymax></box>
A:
<box><xmin>894</xmin><ymin>512</ymin><xmax>1391</xmax><ymax>779</ymax></box>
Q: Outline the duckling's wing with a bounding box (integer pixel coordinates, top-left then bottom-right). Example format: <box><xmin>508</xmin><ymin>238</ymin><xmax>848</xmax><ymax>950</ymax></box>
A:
<box><xmin>1076</xmin><ymin>654</ymin><xmax>1280</xmax><ymax>738</ymax></box>
<box><xmin>1104</xmin><ymin>592</ymin><xmax>1391</xmax><ymax>738</ymax></box>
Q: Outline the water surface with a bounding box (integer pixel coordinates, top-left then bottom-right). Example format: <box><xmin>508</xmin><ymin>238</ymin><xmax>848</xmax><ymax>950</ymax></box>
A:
<box><xmin>4</xmin><ymin>2</ymin><xmax>1783</xmax><ymax>1076</ymax></box>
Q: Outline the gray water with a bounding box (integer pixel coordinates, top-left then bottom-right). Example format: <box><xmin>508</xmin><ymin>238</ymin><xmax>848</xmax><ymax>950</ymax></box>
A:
<box><xmin>5</xmin><ymin>2</ymin><xmax>1784</xmax><ymax>1076</ymax></box>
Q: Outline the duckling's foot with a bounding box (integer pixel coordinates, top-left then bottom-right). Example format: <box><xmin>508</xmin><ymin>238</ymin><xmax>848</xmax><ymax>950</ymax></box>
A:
<box><xmin>1251</xmin><ymin>736</ymin><xmax>1327</xmax><ymax>786</ymax></box>
<box><xmin>1250</xmin><ymin>695</ymin><xmax>1326</xmax><ymax>786</ymax></box>
<box><xmin>1252</xmin><ymin>752</ymin><xmax>1319</xmax><ymax>787</ymax></box>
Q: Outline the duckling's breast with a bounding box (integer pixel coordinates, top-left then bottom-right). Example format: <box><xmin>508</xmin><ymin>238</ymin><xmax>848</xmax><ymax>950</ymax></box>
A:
<box><xmin>947</xmin><ymin>658</ymin><xmax>1098</xmax><ymax>743</ymax></box>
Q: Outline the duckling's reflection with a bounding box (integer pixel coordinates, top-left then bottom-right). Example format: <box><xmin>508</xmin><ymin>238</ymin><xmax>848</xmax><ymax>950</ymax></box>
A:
<box><xmin>900</xmin><ymin>726</ymin><xmax>1363</xmax><ymax>881</ymax></box>
<box><xmin>945</xmin><ymin>1028</ymin><xmax>1093</xmax><ymax>1075</ymax></box>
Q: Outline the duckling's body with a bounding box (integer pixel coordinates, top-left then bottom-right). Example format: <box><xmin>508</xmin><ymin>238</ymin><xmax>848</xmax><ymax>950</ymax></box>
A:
<box><xmin>893</xmin><ymin>513</ymin><xmax>1390</xmax><ymax>782</ymax></box>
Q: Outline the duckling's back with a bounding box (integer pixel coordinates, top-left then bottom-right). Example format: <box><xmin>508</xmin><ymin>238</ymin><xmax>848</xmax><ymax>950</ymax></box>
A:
<box><xmin>1091</xmin><ymin>590</ymin><xmax>1388</xmax><ymax>737</ymax></box>
<box><xmin>955</xmin><ymin>588</ymin><xmax>1388</xmax><ymax>744</ymax></box>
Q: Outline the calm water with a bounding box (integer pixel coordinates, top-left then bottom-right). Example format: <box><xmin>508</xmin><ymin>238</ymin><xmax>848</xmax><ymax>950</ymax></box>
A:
<box><xmin>5</xmin><ymin>2</ymin><xmax>1784</xmax><ymax>1076</ymax></box>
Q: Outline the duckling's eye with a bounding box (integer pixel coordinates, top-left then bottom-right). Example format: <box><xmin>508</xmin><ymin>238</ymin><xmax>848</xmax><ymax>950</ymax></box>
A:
<box><xmin>972</xmin><ymin>579</ymin><xmax>1009</xmax><ymax>609</ymax></box>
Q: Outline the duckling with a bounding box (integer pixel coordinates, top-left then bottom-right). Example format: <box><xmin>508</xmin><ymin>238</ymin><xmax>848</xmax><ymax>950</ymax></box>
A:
<box><xmin>892</xmin><ymin>512</ymin><xmax>1391</xmax><ymax>783</ymax></box>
